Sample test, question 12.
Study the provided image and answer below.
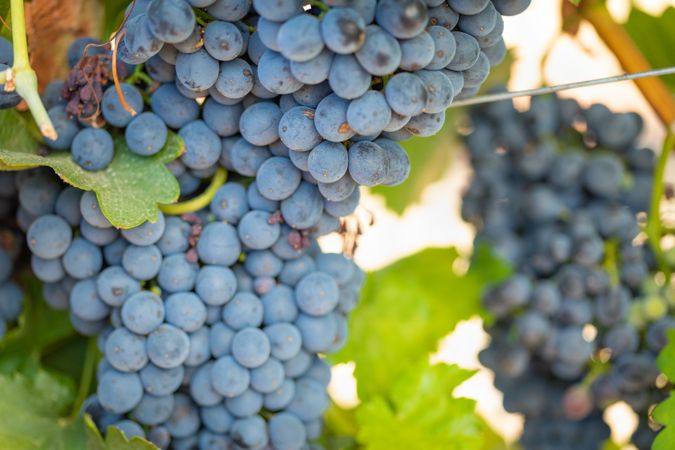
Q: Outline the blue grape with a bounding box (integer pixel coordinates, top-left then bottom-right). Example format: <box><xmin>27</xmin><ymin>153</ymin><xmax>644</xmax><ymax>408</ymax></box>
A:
<box><xmin>384</xmin><ymin>72</ymin><xmax>427</xmax><ymax>117</ymax></box>
<box><xmin>157</xmin><ymin>217</ymin><xmax>190</xmax><ymax>256</ymax></box>
<box><xmin>239</xmin><ymin>101</ymin><xmax>282</xmax><ymax>146</ymax></box>
<box><xmin>211</xmin><ymin>355</ymin><xmax>250</xmax><ymax>397</ymax></box>
<box><xmin>122</xmin><ymin>14</ymin><xmax>164</xmax><ymax>63</ymax></box>
<box><xmin>259</xmin><ymin>285</ymin><xmax>299</xmax><ymax>325</ymax></box>
<box><xmin>238</xmin><ymin>210</ymin><xmax>281</xmax><ymax>250</ymax></box>
<box><xmin>222</xmin><ymin>292</ymin><xmax>264</xmax><ymax>330</ymax></box>
<box><xmin>54</xmin><ymin>187</ymin><xmax>83</xmax><ymax>226</ymax></box>
<box><xmin>278</xmin><ymin>14</ymin><xmax>324</xmax><ymax>62</ymax></box>
<box><xmin>165</xmin><ymin>292</ymin><xmax>207</xmax><ymax>332</ymax></box>
<box><xmin>146</xmin><ymin>0</ymin><xmax>196</xmax><ymax>43</ymax></box>
<box><xmin>286</xmin><ymin>377</ymin><xmax>329</xmax><ymax>421</ymax></box>
<box><xmin>80</xmin><ymin>220</ymin><xmax>119</xmax><ymax>246</ymax></box>
<box><xmin>31</xmin><ymin>255</ymin><xmax>64</xmax><ymax>283</ymax></box>
<box><xmin>295</xmin><ymin>271</ymin><xmax>339</xmax><ymax>316</ymax></box>
<box><xmin>264</xmin><ymin>322</ymin><xmax>302</xmax><ymax>361</ymax></box>
<box><xmin>103</xmin><ymin>238</ymin><xmax>129</xmax><ymax>266</ymax></box>
<box><xmin>278</xmin><ymin>106</ymin><xmax>322</xmax><ymax>151</ymax></box>
<box><xmin>247</xmin><ymin>32</ymin><xmax>266</xmax><ymax>65</ymax></box>
<box><xmin>250</xmin><ymin>357</ymin><xmax>284</xmax><ymax>393</ymax></box>
<box><xmin>428</xmin><ymin>3</ymin><xmax>459</xmax><ymax>30</ymax></box>
<box><xmin>125</xmin><ymin>112</ymin><xmax>168</xmax><ymax>156</ymax></box>
<box><xmin>493</xmin><ymin>0</ymin><xmax>532</xmax><ymax>15</ymax></box>
<box><xmin>375</xmin><ymin>0</ymin><xmax>428</xmax><ymax>38</ymax></box>
<box><xmin>282</xmin><ymin>349</ymin><xmax>312</xmax><ymax>378</ymax></box>
<box><xmin>190</xmin><ymin>362</ymin><xmax>223</xmax><ymax>407</ymax></box>
<box><xmin>197</xmin><ymin>222</ymin><xmax>242</xmax><ymax>265</ymax></box>
<box><xmin>122</xmin><ymin>211</ymin><xmax>166</xmax><ymax>246</ymax></box>
<box><xmin>482</xmin><ymin>38</ymin><xmax>506</xmax><ymax>66</ymax></box>
<box><xmin>347</xmin><ymin>90</ymin><xmax>391</xmax><ymax>136</ymax></box>
<box><xmin>257</xmin><ymin>17</ymin><xmax>282</xmax><ymax>52</ymax></box>
<box><xmin>158</xmin><ymin>253</ymin><xmax>199</xmax><ymax>293</ymax></box>
<box><xmin>140</xmin><ymin>363</ymin><xmax>184</xmax><ymax>396</ymax></box>
<box><xmin>255</xmin><ymin>156</ymin><xmax>302</xmax><ymax>201</ymax></box>
<box><xmin>306</xmin><ymin>141</ymin><xmax>348</xmax><ymax>184</ymax></box>
<box><xmin>72</xmin><ymin>128</ymin><xmax>114</xmax><ymax>171</ymax></box>
<box><xmin>305</xmin><ymin>357</ymin><xmax>332</xmax><ymax>386</ymax></box>
<box><xmin>165</xmin><ymin>393</ymin><xmax>200</xmax><ymax>438</ymax></box>
<box><xmin>458</xmin><ymin>2</ymin><xmax>498</xmax><ymax>38</ymax></box>
<box><xmin>258</xmin><ymin>50</ymin><xmax>303</xmax><ymax>95</ymax></box>
<box><xmin>295</xmin><ymin>312</ymin><xmax>338</xmax><ymax>353</ymax></box>
<box><xmin>196</xmin><ymin>266</ymin><xmax>238</xmax><ymax>306</ymax></box>
<box><xmin>122</xmin><ymin>244</ymin><xmax>162</xmax><ymax>281</ymax></box>
<box><xmin>244</xmin><ymin>250</ymin><xmax>283</xmax><ymax>278</ymax></box>
<box><xmin>102</xmin><ymin>84</ymin><xmax>144</xmax><ymax>127</ymax></box>
<box><xmin>201</xmin><ymin>404</ymin><xmax>234</xmax><ymax>434</ymax></box>
<box><xmin>463</xmin><ymin>52</ymin><xmax>490</xmax><ymax>88</ymax></box>
<box><xmin>178</xmin><ymin>120</ymin><xmax>222</xmax><ymax>170</ymax></box>
<box><xmin>210</xmin><ymin>182</ymin><xmax>249</xmax><ymax>224</ymax></box>
<box><xmin>176</xmin><ymin>49</ymin><xmax>219</xmax><ymax>91</ymax></box>
<box><xmin>252</xmin><ymin>0</ymin><xmax>301</xmax><ymax>21</ymax></box>
<box><xmin>405</xmin><ymin>111</ymin><xmax>445</xmax><ymax>137</ymax></box>
<box><xmin>207</xmin><ymin>0</ymin><xmax>251</xmax><ymax>21</ymax></box>
<box><xmin>289</xmin><ymin>49</ymin><xmax>334</xmax><ymax>85</ymax></box>
<box><xmin>203</xmin><ymin>98</ymin><xmax>243</xmax><ymax>138</ymax></box>
<box><xmin>151</xmin><ymin>83</ymin><xmax>200</xmax><ymax>129</ymax></box>
<box><xmin>147</xmin><ymin>324</ymin><xmax>191</xmax><ymax>369</ymax></box>
<box><xmin>323</xmin><ymin>185</ymin><xmax>360</xmax><ymax>217</ymax></box>
<box><xmin>314</xmin><ymin>93</ymin><xmax>356</xmax><ymax>142</ymax></box>
<box><xmin>230</xmin><ymin>139</ymin><xmax>271</xmax><ymax>177</ymax></box>
<box><xmin>321</xmin><ymin>7</ymin><xmax>366</xmax><ymax>54</ymax></box>
<box><xmin>328</xmin><ymin>54</ymin><xmax>371</xmax><ymax>100</ymax></box>
<box><xmin>263</xmin><ymin>378</ymin><xmax>295</xmax><ymax>411</ymax></box>
<box><xmin>67</xmin><ymin>36</ymin><xmax>102</xmax><ymax>67</ymax></box>
<box><xmin>356</xmin><ymin>25</ymin><xmax>401</xmax><ymax>76</ymax></box>
<box><xmin>63</xmin><ymin>238</ymin><xmax>103</xmax><ymax>279</ymax></box>
<box><xmin>27</xmin><ymin>214</ymin><xmax>72</xmax><ymax>259</ymax></box>
<box><xmin>318</xmin><ymin>173</ymin><xmax>357</xmax><ymax>202</ymax></box>
<box><xmin>247</xmin><ymin>182</ymin><xmax>279</xmax><ymax>213</ymax></box>
<box><xmin>447</xmin><ymin>31</ymin><xmax>481</xmax><ymax>71</ymax></box>
<box><xmin>18</xmin><ymin>172</ymin><xmax>60</xmax><ymax>216</ymax></box>
<box><xmin>215</xmin><ymin>58</ymin><xmax>255</xmax><ymax>100</ymax></box>
<box><xmin>280</xmin><ymin>182</ymin><xmax>324</xmax><ymax>229</ymax></box>
<box><xmin>113</xmin><ymin>419</ymin><xmax>147</xmax><ymax>439</ymax></box>
<box><xmin>269</xmin><ymin>412</ymin><xmax>306</xmax><ymax>450</ymax></box>
<box><xmin>377</xmin><ymin>138</ymin><xmax>410</xmax><ymax>185</ymax></box>
<box><xmin>185</xmin><ymin>328</ymin><xmax>211</xmax><ymax>368</ymax></box>
<box><xmin>348</xmin><ymin>140</ymin><xmax>388</xmax><ymax>186</ymax></box>
<box><xmin>96</xmin><ymin>266</ymin><xmax>140</xmax><ymax>307</ymax></box>
<box><xmin>122</xmin><ymin>291</ymin><xmax>165</xmax><ymax>334</ymax></box>
<box><xmin>98</xmin><ymin>369</ymin><xmax>144</xmax><ymax>414</ymax></box>
<box><xmin>231</xmin><ymin>327</ymin><xmax>271</xmax><ymax>368</ymax></box>
<box><xmin>292</xmin><ymin>82</ymin><xmax>332</xmax><ymax>109</ymax></box>
<box><xmin>146</xmin><ymin>55</ymin><xmax>176</xmax><ymax>83</ymax></box>
<box><xmin>209</xmin><ymin>322</ymin><xmax>235</xmax><ymax>358</ymax></box>
<box><xmin>132</xmin><ymin>393</ymin><xmax>174</xmax><ymax>426</ymax></box>
<box><xmin>105</xmin><ymin>327</ymin><xmax>148</xmax><ymax>372</ymax></box>
<box><xmin>225</xmin><ymin>388</ymin><xmax>263</xmax><ymax>417</ymax></box>
<box><xmin>45</xmin><ymin>106</ymin><xmax>80</xmax><ymax>150</ymax></box>
<box><xmin>204</xmin><ymin>21</ymin><xmax>244</xmax><ymax>62</ymax></box>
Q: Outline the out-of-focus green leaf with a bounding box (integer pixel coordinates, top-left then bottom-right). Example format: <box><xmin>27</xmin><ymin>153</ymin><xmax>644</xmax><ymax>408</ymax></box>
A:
<box><xmin>0</xmin><ymin>274</ymin><xmax>75</xmax><ymax>375</ymax></box>
<box><xmin>0</xmin><ymin>368</ymin><xmax>86</xmax><ymax>450</ymax></box>
<box><xmin>0</xmin><ymin>110</ymin><xmax>183</xmax><ymax>228</ymax></box>
<box><xmin>356</xmin><ymin>360</ymin><xmax>482</xmax><ymax>450</ymax></box>
<box><xmin>85</xmin><ymin>416</ymin><xmax>159</xmax><ymax>450</ymax></box>
<box><xmin>568</xmin><ymin>0</ymin><xmax>581</xmax><ymax>5</ymax></box>
<box><xmin>332</xmin><ymin>247</ymin><xmax>499</xmax><ymax>399</ymax></box>
<box><xmin>657</xmin><ymin>329</ymin><xmax>675</xmax><ymax>380</ymax></box>
<box><xmin>101</xmin><ymin>0</ymin><xmax>131</xmax><ymax>41</ymax></box>
<box><xmin>653</xmin><ymin>393</ymin><xmax>675</xmax><ymax>450</ymax></box>
<box><xmin>624</xmin><ymin>7</ymin><xmax>675</xmax><ymax>90</ymax></box>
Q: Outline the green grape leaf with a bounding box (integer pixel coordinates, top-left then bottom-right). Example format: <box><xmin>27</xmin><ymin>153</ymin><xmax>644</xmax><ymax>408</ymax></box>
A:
<box><xmin>657</xmin><ymin>329</ymin><xmax>675</xmax><ymax>380</ymax></box>
<box><xmin>332</xmin><ymin>247</ymin><xmax>504</xmax><ymax>399</ymax></box>
<box><xmin>101</xmin><ymin>0</ymin><xmax>131</xmax><ymax>40</ymax></box>
<box><xmin>0</xmin><ymin>274</ymin><xmax>76</xmax><ymax>375</ymax></box>
<box><xmin>0</xmin><ymin>368</ymin><xmax>87</xmax><ymax>450</ymax></box>
<box><xmin>356</xmin><ymin>360</ymin><xmax>482</xmax><ymax>450</ymax></box>
<box><xmin>0</xmin><ymin>110</ymin><xmax>183</xmax><ymax>229</ymax></box>
<box><xmin>624</xmin><ymin>7</ymin><xmax>675</xmax><ymax>90</ymax></box>
<box><xmin>85</xmin><ymin>416</ymin><xmax>158</xmax><ymax>450</ymax></box>
<box><xmin>653</xmin><ymin>394</ymin><xmax>675</xmax><ymax>450</ymax></box>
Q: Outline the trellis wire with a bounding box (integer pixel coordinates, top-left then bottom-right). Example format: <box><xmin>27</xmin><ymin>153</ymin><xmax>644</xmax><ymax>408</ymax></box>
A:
<box><xmin>449</xmin><ymin>66</ymin><xmax>675</xmax><ymax>108</ymax></box>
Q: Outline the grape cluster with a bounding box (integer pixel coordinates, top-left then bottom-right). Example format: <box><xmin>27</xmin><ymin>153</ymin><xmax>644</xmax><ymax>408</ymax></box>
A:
<box><xmin>0</xmin><ymin>172</ymin><xmax>25</xmax><ymax>339</ymax></box>
<box><xmin>106</xmin><ymin>0</ymin><xmax>531</xmax><ymax>216</ymax></box>
<box><xmin>20</xmin><ymin>169</ymin><xmax>363</xmax><ymax>449</ymax></box>
<box><xmin>462</xmin><ymin>94</ymin><xmax>665</xmax><ymax>449</ymax></box>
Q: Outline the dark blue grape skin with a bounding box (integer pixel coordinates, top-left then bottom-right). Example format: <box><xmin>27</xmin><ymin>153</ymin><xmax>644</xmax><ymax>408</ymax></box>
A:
<box><xmin>102</xmin><ymin>84</ymin><xmax>144</xmax><ymax>128</ymax></box>
<box><xmin>328</xmin><ymin>54</ymin><xmax>371</xmax><ymax>100</ymax></box>
<box><xmin>179</xmin><ymin>120</ymin><xmax>222</xmax><ymax>170</ymax></box>
<box><xmin>256</xmin><ymin>156</ymin><xmax>302</xmax><ymax>201</ymax></box>
<box><xmin>307</xmin><ymin>141</ymin><xmax>349</xmax><ymax>184</ymax></box>
<box><xmin>151</xmin><ymin>83</ymin><xmax>200</xmax><ymax>129</ymax></box>
<box><xmin>321</xmin><ymin>8</ymin><xmax>366</xmax><ymax>55</ymax></box>
<box><xmin>277</xmin><ymin>14</ymin><xmax>324</xmax><ymax>63</ymax></box>
<box><xmin>45</xmin><ymin>106</ymin><xmax>80</xmax><ymax>150</ymax></box>
<box><xmin>146</xmin><ymin>0</ymin><xmax>196</xmax><ymax>44</ymax></box>
<box><xmin>71</xmin><ymin>128</ymin><xmax>115</xmax><ymax>172</ymax></box>
<box><xmin>125</xmin><ymin>112</ymin><xmax>168</xmax><ymax>156</ymax></box>
<box><xmin>375</xmin><ymin>0</ymin><xmax>428</xmax><ymax>39</ymax></box>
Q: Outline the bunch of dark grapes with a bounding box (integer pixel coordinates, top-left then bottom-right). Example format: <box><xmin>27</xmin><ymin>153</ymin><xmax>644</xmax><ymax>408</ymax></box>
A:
<box><xmin>20</xmin><ymin>168</ymin><xmax>363</xmax><ymax>450</ymax></box>
<box><xmin>462</xmin><ymin>94</ymin><xmax>667</xmax><ymax>449</ymax></box>
<box><xmin>0</xmin><ymin>172</ymin><xmax>23</xmax><ymax>339</ymax></box>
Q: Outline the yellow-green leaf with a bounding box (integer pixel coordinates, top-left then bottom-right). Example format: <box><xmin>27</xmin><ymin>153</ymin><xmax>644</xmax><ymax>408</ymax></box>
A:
<box><xmin>0</xmin><ymin>110</ymin><xmax>183</xmax><ymax>228</ymax></box>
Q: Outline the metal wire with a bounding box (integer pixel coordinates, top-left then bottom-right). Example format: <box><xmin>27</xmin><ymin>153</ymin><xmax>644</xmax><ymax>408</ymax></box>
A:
<box><xmin>448</xmin><ymin>66</ymin><xmax>675</xmax><ymax>108</ymax></box>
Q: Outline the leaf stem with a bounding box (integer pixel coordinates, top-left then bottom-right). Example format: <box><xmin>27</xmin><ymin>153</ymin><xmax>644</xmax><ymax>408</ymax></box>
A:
<box><xmin>646</xmin><ymin>130</ymin><xmax>675</xmax><ymax>277</ymax></box>
<box><xmin>70</xmin><ymin>337</ymin><xmax>98</xmax><ymax>418</ymax></box>
<box><xmin>160</xmin><ymin>167</ymin><xmax>228</xmax><ymax>215</ymax></box>
<box><xmin>8</xmin><ymin>0</ymin><xmax>56</xmax><ymax>139</ymax></box>
<box><xmin>579</xmin><ymin>1</ymin><xmax>675</xmax><ymax>126</ymax></box>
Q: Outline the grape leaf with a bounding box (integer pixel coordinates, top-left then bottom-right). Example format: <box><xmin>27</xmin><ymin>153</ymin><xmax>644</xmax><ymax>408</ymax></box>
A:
<box><xmin>624</xmin><ymin>7</ymin><xmax>675</xmax><ymax>90</ymax></box>
<box><xmin>85</xmin><ymin>416</ymin><xmax>158</xmax><ymax>450</ymax></box>
<box><xmin>0</xmin><ymin>368</ymin><xmax>86</xmax><ymax>450</ymax></box>
<box><xmin>657</xmin><ymin>329</ymin><xmax>675</xmax><ymax>380</ymax></box>
<box><xmin>356</xmin><ymin>360</ymin><xmax>482</xmax><ymax>450</ymax></box>
<box><xmin>0</xmin><ymin>109</ymin><xmax>183</xmax><ymax>228</ymax></box>
<box><xmin>653</xmin><ymin>393</ymin><xmax>675</xmax><ymax>450</ymax></box>
<box><xmin>0</xmin><ymin>274</ymin><xmax>75</xmax><ymax>375</ymax></box>
<box><xmin>332</xmin><ymin>247</ymin><xmax>506</xmax><ymax>399</ymax></box>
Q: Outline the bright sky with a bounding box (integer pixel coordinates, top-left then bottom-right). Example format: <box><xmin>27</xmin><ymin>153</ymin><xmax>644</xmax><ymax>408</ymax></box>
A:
<box><xmin>326</xmin><ymin>0</ymin><xmax>675</xmax><ymax>446</ymax></box>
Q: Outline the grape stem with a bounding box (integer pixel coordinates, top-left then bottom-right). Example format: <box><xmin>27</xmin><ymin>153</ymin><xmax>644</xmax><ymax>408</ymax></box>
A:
<box><xmin>69</xmin><ymin>337</ymin><xmax>99</xmax><ymax>418</ymax></box>
<box><xmin>646</xmin><ymin>130</ymin><xmax>675</xmax><ymax>277</ymax></box>
<box><xmin>579</xmin><ymin>1</ymin><xmax>675</xmax><ymax>127</ymax></box>
<box><xmin>160</xmin><ymin>167</ymin><xmax>228</xmax><ymax>215</ymax></box>
<box><xmin>8</xmin><ymin>0</ymin><xmax>57</xmax><ymax>140</ymax></box>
